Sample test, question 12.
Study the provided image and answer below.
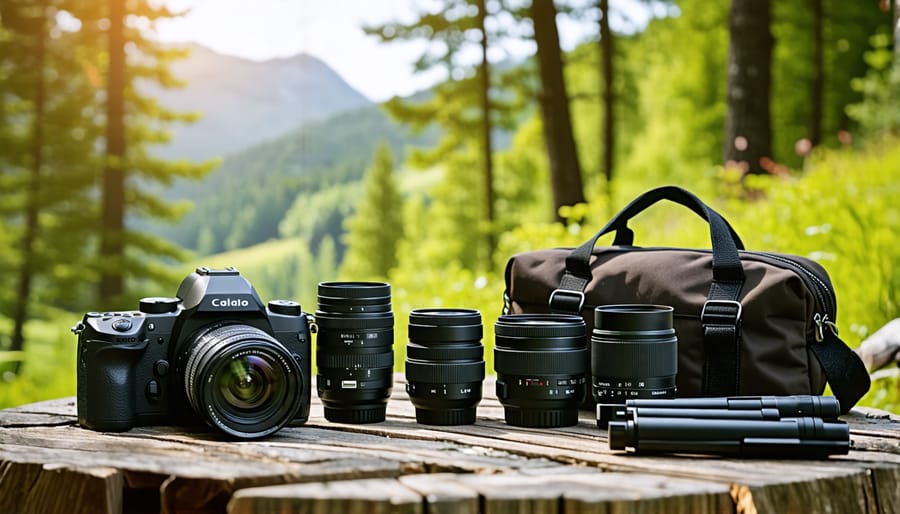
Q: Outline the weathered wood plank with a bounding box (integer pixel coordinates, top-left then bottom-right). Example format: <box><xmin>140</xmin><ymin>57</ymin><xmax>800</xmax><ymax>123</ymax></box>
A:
<box><xmin>398</xmin><ymin>473</ymin><xmax>480</xmax><ymax>514</ymax></box>
<box><xmin>0</xmin><ymin>462</ymin><xmax>123</xmax><ymax>514</ymax></box>
<box><xmin>227</xmin><ymin>478</ymin><xmax>424</xmax><ymax>514</ymax></box>
<box><xmin>871</xmin><ymin>465</ymin><xmax>900</xmax><ymax>514</ymax></box>
<box><xmin>1</xmin><ymin>374</ymin><xmax>898</xmax><ymax>514</ymax></box>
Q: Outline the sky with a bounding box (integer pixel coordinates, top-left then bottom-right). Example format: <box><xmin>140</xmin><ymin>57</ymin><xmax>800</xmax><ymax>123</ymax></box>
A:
<box><xmin>154</xmin><ymin>0</ymin><xmax>655</xmax><ymax>102</ymax></box>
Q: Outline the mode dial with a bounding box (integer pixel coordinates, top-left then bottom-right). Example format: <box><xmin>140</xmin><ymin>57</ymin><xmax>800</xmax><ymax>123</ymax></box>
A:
<box><xmin>139</xmin><ymin>297</ymin><xmax>180</xmax><ymax>314</ymax></box>
<box><xmin>268</xmin><ymin>300</ymin><xmax>302</xmax><ymax>316</ymax></box>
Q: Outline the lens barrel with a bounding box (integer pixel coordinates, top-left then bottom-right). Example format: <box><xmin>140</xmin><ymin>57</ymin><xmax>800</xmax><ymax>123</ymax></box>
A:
<box><xmin>592</xmin><ymin>304</ymin><xmax>678</xmax><ymax>427</ymax></box>
<box><xmin>405</xmin><ymin>308</ymin><xmax>485</xmax><ymax>425</ymax></box>
<box><xmin>183</xmin><ymin>324</ymin><xmax>303</xmax><ymax>439</ymax></box>
<box><xmin>494</xmin><ymin>314</ymin><xmax>587</xmax><ymax>428</ymax></box>
<box><xmin>315</xmin><ymin>282</ymin><xmax>394</xmax><ymax>424</ymax></box>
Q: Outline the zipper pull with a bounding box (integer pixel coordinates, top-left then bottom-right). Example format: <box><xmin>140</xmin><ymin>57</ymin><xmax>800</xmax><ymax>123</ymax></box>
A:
<box><xmin>814</xmin><ymin>313</ymin><xmax>839</xmax><ymax>342</ymax></box>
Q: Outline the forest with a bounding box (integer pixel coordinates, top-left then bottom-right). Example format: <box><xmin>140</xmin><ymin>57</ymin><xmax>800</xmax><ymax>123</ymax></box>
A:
<box><xmin>0</xmin><ymin>0</ymin><xmax>898</xmax><ymax>412</ymax></box>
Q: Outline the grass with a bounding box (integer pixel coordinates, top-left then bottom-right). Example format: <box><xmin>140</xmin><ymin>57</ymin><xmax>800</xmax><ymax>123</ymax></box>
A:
<box><xmin>0</xmin><ymin>315</ymin><xmax>77</xmax><ymax>409</ymax></box>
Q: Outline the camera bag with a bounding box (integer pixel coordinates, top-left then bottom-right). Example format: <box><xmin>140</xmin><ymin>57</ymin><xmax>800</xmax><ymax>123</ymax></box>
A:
<box><xmin>502</xmin><ymin>186</ymin><xmax>870</xmax><ymax>413</ymax></box>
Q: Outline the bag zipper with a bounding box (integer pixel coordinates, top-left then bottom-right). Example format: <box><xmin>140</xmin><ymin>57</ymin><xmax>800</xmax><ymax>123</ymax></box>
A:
<box><xmin>749</xmin><ymin>252</ymin><xmax>838</xmax><ymax>342</ymax></box>
<box><xmin>582</xmin><ymin>246</ymin><xmax>840</xmax><ymax>340</ymax></box>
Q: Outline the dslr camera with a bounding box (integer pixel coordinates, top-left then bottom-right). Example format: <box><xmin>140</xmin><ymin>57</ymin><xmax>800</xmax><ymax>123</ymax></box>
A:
<box><xmin>72</xmin><ymin>267</ymin><xmax>311</xmax><ymax>439</ymax></box>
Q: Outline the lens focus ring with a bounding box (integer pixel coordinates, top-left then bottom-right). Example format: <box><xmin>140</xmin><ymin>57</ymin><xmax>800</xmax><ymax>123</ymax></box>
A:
<box><xmin>317</xmin><ymin>351</ymin><xmax>396</xmax><ymax>370</ymax></box>
<box><xmin>494</xmin><ymin>347</ymin><xmax>588</xmax><ymax>375</ymax></box>
<box><xmin>406</xmin><ymin>359</ymin><xmax>486</xmax><ymax>383</ymax></box>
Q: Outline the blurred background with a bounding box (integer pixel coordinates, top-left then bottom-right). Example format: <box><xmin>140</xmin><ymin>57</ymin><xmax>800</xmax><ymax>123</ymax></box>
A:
<box><xmin>0</xmin><ymin>0</ymin><xmax>898</xmax><ymax>410</ymax></box>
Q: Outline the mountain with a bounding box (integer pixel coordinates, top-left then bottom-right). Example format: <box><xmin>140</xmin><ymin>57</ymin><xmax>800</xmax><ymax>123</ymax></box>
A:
<box><xmin>149</xmin><ymin>44</ymin><xmax>372</xmax><ymax>160</ymax></box>
<box><xmin>153</xmin><ymin>103</ymin><xmax>439</xmax><ymax>254</ymax></box>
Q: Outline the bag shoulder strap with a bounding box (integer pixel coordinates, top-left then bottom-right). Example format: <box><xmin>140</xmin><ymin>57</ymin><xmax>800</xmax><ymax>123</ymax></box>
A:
<box><xmin>810</xmin><ymin>330</ymin><xmax>871</xmax><ymax>414</ymax></box>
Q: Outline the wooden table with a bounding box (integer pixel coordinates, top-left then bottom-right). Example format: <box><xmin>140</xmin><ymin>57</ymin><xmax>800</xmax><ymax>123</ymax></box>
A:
<box><xmin>1</xmin><ymin>375</ymin><xmax>899</xmax><ymax>514</ymax></box>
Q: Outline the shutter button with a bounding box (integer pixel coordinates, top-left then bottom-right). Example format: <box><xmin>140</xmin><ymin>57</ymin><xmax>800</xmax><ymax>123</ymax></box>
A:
<box><xmin>112</xmin><ymin>318</ymin><xmax>132</xmax><ymax>332</ymax></box>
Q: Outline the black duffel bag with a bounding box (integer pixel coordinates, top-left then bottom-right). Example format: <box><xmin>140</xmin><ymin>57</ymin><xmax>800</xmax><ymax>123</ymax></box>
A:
<box><xmin>503</xmin><ymin>186</ymin><xmax>870</xmax><ymax>413</ymax></box>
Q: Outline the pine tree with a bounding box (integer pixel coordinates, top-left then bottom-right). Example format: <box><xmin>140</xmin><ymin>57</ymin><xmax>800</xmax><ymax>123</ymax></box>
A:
<box><xmin>365</xmin><ymin>0</ymin><xmax>512</xmax><ymax>266</ymax></box>
<box><xmin>70</xmin><ymin>0</ymin><xmax>216</xmax><ymax>307</ymax></box>
<box><xmin>339</xmin><ymin>143</ymin><xmax>403</xmax><ymax>280</ymax></box>
<box><xmin>0</xmin><ymin>0</ymin><xmax>101</xmax><ymax>360</ymax></box>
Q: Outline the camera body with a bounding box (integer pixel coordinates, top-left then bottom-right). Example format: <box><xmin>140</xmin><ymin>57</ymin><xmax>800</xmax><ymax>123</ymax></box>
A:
<box><xmin>73</xmin><ymin>267</ymin><xmax>311</xmax><ymax>437</ymax></box>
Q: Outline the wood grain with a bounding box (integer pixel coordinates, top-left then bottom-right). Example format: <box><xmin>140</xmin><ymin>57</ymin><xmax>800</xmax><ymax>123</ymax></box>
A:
<box><xmin>0</xmin><ymin>374</ymin><xmax>898</xmax><ymax>514</ymax></box>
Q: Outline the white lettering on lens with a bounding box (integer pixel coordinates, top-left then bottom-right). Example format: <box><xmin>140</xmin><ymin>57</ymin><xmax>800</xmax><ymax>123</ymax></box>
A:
<box><xmin>210</xmin><ymin>298</ymin><xmax>250</xmax><ymax>308</ymax></box>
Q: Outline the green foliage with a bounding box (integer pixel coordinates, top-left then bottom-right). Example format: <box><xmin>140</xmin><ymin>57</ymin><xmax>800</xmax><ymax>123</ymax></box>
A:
<box><xmin>735</xmin><ymin>141</ymin><xmax>900</xmax><ymax>410</ymax></box>
<box><xmin>388</xmin><ymin>262</ymin><xmax>503</xmax><ymax>370</ymax></box>
<box><xmin>0</xmin><ymin>316</ymin><xmax>76</xmax><ymax>409</ymax></box>
<box><xmin>340</xmin><ymin>143</ymin><xmax>404</xmax><ymax>280</ymax></box>
<box><xmin>733</xmin><ymin>141</ymin><xmax>900</xmax><ymax>343</ymax></box>
<box><xmin>847</xmin><ymin>33</ymin><xmax>900</xmax><ymax>138</ymax></box>
<box><xmin>159</xmin><ymin>106</ymin><xmax>436</xmax><ymax>255</ymax></box>
<box><xmin>0</xmin><ymin>0</ymin><xmax>102</xmax><ymax>317</ymax></box>
<box><xmin>280</xmin><ymin>181</ymin><xmax>363</xmax><ymax>261</ymax></box>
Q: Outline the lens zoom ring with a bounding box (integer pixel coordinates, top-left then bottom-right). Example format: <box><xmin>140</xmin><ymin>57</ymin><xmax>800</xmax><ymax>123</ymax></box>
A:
<box><xmin>494</xmin><ymin>348</ymin><xmax>587</xmax><ymax>375</ymax></box>
<box><xmin>592</xmin><ymin>337</ymin><xmax>677</xmax><ymax>377</ymax></box>
<box><xmin>317</xmin><ymin>351</ymin><xmax>395</xmax><ymax>370</ymax></box>
<box><xmin>406</xmin><ymin>360</ymin><xmax>485</xmax><ymax>384</ymax></box>
<box><xmin>406</xmin><ymin>342</ymin><xmax>483</xmax><ymax>361</ymax></box>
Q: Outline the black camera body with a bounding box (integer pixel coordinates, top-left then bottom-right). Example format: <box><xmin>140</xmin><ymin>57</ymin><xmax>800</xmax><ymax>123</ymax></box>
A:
<box><xmin>73</xmin><ymin>267</ymin><xmax>311</xmax><ymax>439</ymax></box>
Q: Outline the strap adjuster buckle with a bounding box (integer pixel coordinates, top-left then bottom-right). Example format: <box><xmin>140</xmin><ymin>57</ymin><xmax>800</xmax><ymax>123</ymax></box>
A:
<box><xmin>548</xmin><ymin>289</ymin><xmax>585</xmax><ymax>314</ymax></box>
<box><xmin>701</xmin><ymin>299</ymin><xmax>743</xmax><ymax>328</ymax></box>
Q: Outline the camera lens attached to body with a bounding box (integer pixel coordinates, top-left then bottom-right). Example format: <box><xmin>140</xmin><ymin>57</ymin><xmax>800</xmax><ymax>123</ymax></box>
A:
<box><xmin>405</xmin><ymin>308</ymin><xmax>485</xmax><ymax>425</ymax></box>
<box><xmin>183</xmin><ymin>324</ymin><xmax>303</xmax><ymax>439</ymax></box>
<box><xmin>315</xmin><ymin>282</ymin><xmax>394</xmax><ymax>424</ymax></box>
<box><xmin>593</xmin><ymin>304</ymin><xmax>678</xmax><ymax>428</ymax></box>
<box><xmin>494</xmin><ymin>314</ymin><xmax>587</xmax><ymax>428</ymax></box>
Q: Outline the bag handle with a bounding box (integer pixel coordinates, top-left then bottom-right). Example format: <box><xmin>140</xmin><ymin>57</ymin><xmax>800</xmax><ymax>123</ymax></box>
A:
<box><xmin>608</xmin><ymin>187</ymin><xmax>746</xmax><ymax>250</ymax></box>
<box><xmin>550</xmin><ymin>186</ymin><xmax>747</xmax><ymax>397</ymax></box>
<box><xmin>564</xmin><ymin>186</ymin><xmax>746</xmax><ymax>283</ymax></box>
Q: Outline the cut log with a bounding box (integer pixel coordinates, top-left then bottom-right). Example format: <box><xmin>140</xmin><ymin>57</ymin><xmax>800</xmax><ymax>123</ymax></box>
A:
<box><xmin>858</xmin><ymin>319</ymin><xmax>900</xmax><ymax>371</ymax></box>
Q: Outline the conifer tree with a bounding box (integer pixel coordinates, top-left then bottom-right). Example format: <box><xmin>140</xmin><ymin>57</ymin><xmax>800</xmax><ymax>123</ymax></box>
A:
<box><xmin>0</xmin><ymin>0</ymin><xmax>100</xmax><ymax>360</ymax></box>
<box><xmin>339</xmin><ymin>143</ymin><xmax>403</xmax><ymax>280</ymax></box>
<box><xmin>71</xmin><ymin>0</ymin><xmax>216</xmax><ymax>306</ymax></box>
<box><xmin>365</xmin><ymin>0</ymin><xmax>512</xmax><ymax>266</ymax></box>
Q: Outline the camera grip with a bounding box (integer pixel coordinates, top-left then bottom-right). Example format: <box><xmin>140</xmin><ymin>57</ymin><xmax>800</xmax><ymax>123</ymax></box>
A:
<box><xmin>78</xmin><ymin>340</ymin><xmax>146</xmax><ymax>432</ymax></box>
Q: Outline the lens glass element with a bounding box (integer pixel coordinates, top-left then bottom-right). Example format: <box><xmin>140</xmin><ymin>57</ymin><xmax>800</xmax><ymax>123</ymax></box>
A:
<box><xmin>183</xmin><ymin>324</ymin><xmax>303</xmax><ymax>439</ymax></box>
<box><xmin>218</xmin><ymin>355</ymin><xmax>278</xmax><ymax>410</ymax></box>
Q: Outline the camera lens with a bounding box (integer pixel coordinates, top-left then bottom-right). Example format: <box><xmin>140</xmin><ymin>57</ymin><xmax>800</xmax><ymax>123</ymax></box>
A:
<box><xmin>405</xmin><ymin>308</ymin><xmax>485</xmax><ymax>425</ymax></box>
<box><xmin>592</xmin><ymin>304</ymin><xmax>677</xmax><ymax>427</ymax></box>
<box><xmin>183</xmin><ymin>324</ymin><xmax>303</xmax><ymax>439</ymax></box>
<box><xmin>315</xmin><ymin>282</ymin><xmax>394</xmax><ymax>424</ymax></box>
<box><xmin>493</xmin><ymin>314</ymin><xmax>587</xmax><ymax>428</ymax></box>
